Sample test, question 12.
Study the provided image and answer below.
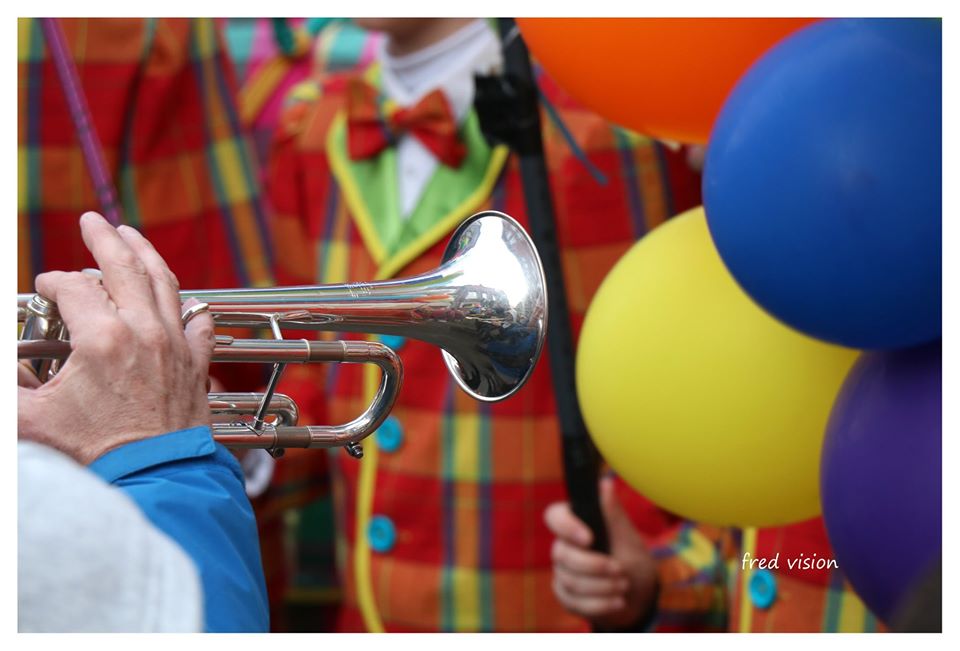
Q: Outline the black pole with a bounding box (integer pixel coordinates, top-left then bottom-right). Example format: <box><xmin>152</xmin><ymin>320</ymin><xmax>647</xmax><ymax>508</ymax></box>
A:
<box><xmin>474</xmin><ymin>18</ymin><xmax>609</xmax><ymax>554</ymax></box>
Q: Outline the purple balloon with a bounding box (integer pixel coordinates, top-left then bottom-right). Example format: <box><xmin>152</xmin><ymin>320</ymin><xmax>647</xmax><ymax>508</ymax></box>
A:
<box><xmin>821</xmin><ymin>341</ymin><xmax>941</xmax><ymax>623</ymax></box>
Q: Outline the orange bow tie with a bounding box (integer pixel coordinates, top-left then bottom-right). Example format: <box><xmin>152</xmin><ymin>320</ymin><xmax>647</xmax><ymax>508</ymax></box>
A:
<box><xmin>346</xmin><ymin>78</ymin><xmax>467</xmax><ymax>168</ymax></box>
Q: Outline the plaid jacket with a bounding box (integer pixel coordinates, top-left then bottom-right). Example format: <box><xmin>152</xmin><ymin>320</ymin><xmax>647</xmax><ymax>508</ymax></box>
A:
<box><xmin>267</xmin><ymin>63</ymin><xmax>702</xmax><ymax>631</ymax></box>
<box><xmin>18</xmin><ymin>18</ymin><xmax>272</xmax><ymax>295</ymax></box>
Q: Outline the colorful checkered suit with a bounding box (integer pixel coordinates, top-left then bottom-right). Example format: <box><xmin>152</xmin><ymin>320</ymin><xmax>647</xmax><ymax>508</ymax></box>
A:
<box><xmin>267</xmin><ymin>62</ymin><xmax>701</xmax><ymax>631</ymax></box>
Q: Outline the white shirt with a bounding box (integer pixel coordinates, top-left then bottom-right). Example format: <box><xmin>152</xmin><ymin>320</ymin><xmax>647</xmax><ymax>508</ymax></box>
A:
<box><xmin>379</xmin><ymin>20</ymin><xmax>502</xmax><ymax>218</ymax></box>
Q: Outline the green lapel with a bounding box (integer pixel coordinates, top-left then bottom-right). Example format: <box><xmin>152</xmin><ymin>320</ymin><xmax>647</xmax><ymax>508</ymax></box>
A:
<box><xmin>326</xmin><ymin>101</ymin><xmax>509</xmax><ymax>279</ymax></box>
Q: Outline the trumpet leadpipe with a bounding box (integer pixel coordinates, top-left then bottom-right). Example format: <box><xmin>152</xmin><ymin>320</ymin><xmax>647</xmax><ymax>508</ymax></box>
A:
<box><xmin>17</xmin><ymin>336</ymin><xmax>385</xmax><ymax>365</ymax></box>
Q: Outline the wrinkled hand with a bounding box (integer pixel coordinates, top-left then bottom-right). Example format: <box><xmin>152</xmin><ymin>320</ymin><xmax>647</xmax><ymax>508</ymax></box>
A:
<box><xmin>544</xmin><ymin>477</ymin><xmax>659</xmax><ymax>630</ymax></box>
<box><xmin>18</xmin><ymin>212</ymin><xmax>215</xmax><ymax>465</ymax></box>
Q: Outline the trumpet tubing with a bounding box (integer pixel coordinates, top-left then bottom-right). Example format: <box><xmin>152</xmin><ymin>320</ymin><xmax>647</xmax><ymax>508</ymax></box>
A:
<box><xmin>18</xmin><ymin>336</ymin><xmax>403</xmax><ymax>455</ymax></box>
<box><xmin>17</xmin><ymin>211</ymin><xmax>547</xmax><ymax>456</ymax></box>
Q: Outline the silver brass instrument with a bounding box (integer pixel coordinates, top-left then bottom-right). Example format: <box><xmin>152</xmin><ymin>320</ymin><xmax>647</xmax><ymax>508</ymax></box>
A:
<box><xmin>18</xmin><ymin>211</ymin><xmax>548</xmax><ymax>458</ymax></box>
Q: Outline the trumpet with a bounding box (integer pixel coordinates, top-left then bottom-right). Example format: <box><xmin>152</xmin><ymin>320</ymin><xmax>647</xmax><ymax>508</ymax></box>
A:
<box><xmin>18</xmin><ymin>211</ymin><xmax>548</xmax><ymax>458</ymax></box>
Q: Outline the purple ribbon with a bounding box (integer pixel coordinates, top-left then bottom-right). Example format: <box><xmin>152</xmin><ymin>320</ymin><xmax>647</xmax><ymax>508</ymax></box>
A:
<box><xmin>38</xmin><ymin>18</ymin><xmax>123</xmax><ymax>227</ymax></box>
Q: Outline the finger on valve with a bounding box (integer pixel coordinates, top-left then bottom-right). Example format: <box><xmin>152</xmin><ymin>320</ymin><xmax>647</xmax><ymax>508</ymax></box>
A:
<box><xmin>77</xmin><ymin>212</ymin><xmax>158</xmax><ymax>320</ymax></box>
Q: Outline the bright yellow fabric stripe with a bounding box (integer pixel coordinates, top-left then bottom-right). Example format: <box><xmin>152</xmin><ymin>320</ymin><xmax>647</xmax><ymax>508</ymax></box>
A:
<box><xmin>326</xmin><ymin>112</ymin><xmax>387</xmax><ymax>265</ymax></box>
<box><xmin>452</xmin><ymin>413</ymin><xmax>481</xmax><ymax>482</ymax></box>
<box><xmin>200</xmin><ymin>20</ymin><xmax>272</xmax><ymax>286</ymax></box>
<box><xmin>319</xmin><ymin>203</ymin><xmax>350</xmax><ymax>284</ymax></box>
<box><xmin>240</xmin><ymin>57</ymin><xmax>292</xmax><ymax>126</ymax></box>
<box><xmin>18</xmin><ymin>18</ymin><xmax>32</xmax><ymax>61</ymax></box>
<box><xmin>232</xmin><ymin>201</ymin><xmax>272</xmax><ymax>286</ymax></box>
<box><xmin>738</xmin><ymin>527</ymin><xmax>757</xmax><ymax>633</ymax></box>
<box><xmin>212</xmin><ymin>139</ymin><xmax>248</xmax><ymax>203</ymax></box>
<box><xmin>287</xmin><ymin>79</ymin><xmax>321</xmax><ymax>104</ymax></box>
<box><xmin>836</xmin><ymin>590</ymin><xmax>870</xmax><ymax>632</ymax></box>
<box><xmin>194</xmin><ymin>17</ymin><xmax>217</xmax><ymax>59</ymax></box>
<box><xmin>17</xmin><ymin>148</ymin><xmax>28</xmax><ymax>213</ymax></box>
<box><xmin>615</xmin><ymin>127</ymin><xmax>653</xmax><ymax>148</ymax></box>
<box><xmin>452</xmin><ymin>567</ymin><xmax>482</xmax><ymax>630</ymax></box>
<box><xmin>355</xmin><ymin>359</ymin><xmax>385</xmax><ymax>632</ymax></box>
<box><xmin>323</xmin><ymin>240</ymin><xmax>349</xmax><ymax>285</ymax></box>
<box><xmin>199</xmin><ymin>32</ymin><xmax>231</xmax><ymax>143</ymax></box>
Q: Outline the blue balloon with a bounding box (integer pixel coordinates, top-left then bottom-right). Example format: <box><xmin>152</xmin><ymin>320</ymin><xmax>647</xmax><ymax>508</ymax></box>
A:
<box><xmin>704</xmin><ymin>19</ymin><xmax>941</xmax><ymax>349</ymax></box>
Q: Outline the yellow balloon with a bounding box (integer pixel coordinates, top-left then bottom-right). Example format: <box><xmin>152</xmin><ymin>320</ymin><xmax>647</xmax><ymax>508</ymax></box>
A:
<box><xmin>577</xmin><ymin>208</ymin><xmax>859</xmax><ymax>527</ymax></box>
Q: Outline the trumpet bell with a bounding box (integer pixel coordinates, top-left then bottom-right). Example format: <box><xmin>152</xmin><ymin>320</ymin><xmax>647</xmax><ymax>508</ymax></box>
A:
<box><xmin>437</xmin><ymin>211</ymin><xmax>548</xmax><ymax>402</ymax></box>
<box><xmin>173</xmin><ymin>210</ymin><xmax>548</xmax><ymax>403</ymax></box>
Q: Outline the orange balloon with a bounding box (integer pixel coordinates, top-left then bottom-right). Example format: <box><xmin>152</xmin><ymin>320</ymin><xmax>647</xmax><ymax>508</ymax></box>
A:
<box><xmin>517</xmin><ymin>18</ymin><xmax>818</xmax><ymax>144</ymax></box>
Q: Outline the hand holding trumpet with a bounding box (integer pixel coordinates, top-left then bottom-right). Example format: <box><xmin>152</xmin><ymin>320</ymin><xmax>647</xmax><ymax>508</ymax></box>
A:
<box><xmin>18</xmin><ymin>212</ymin><xmax>216</xmax><ymax>465</ymax></box>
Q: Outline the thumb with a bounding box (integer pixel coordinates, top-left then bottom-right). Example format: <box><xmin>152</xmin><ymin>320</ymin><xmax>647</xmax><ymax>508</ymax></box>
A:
<box><xmin>599</xmin><ymin>476</ymin><xmax>636</xmax><ymax>544</ymax></box>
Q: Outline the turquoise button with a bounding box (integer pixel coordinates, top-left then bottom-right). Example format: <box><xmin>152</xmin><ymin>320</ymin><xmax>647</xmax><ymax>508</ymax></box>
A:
<box><xmin>379</xmin><ymin>335</ymin><xmax>406</xmax><ymax>351</ymax></box>
<box><xmin>376</xmin><ymin>416</ymin><xmax>404</xmax><ymax>453</ymax></box>
<box><xmin>368</xmin><ymin>515</ymin><xmax>396</xmax><ymax>554</ymax></box>
<box><xmin>749</xmin><ymin>568</ymin><xmax>777</xmax><ymax>609</ymax></box>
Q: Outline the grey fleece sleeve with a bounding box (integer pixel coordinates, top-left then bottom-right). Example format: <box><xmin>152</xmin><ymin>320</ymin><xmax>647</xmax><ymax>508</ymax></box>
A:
<box><xmin>18</xmin><ymin>441</ymin><xmax>203</xmax><ymax>632</ymax></box>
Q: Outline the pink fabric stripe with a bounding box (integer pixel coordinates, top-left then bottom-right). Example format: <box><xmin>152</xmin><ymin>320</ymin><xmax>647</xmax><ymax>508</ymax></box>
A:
<box><xmin>359</xmin><ymin>33</ymin><xmax>382</xmax><ymax>67</ymax></box>
<box><xmin>247</xmin><ymin>18</ymin><xmax>275</xmax><ymax>72</ymax></box>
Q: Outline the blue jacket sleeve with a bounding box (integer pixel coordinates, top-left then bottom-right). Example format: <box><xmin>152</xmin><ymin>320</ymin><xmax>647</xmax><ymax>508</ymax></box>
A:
<box><xmin>90</xmin><ymin>427</ymin><xmax>269</xmax><ymax>632</ymax></box>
